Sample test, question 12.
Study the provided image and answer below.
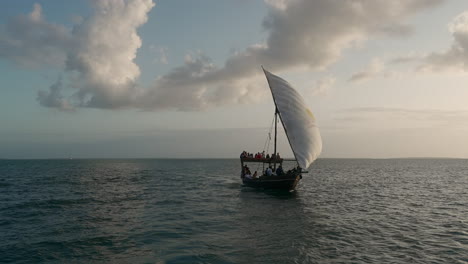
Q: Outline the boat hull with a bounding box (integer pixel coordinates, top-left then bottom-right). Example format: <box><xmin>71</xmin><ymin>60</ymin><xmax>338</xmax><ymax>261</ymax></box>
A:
<box><xmin>242</xmin><ymin>174</ymin><xmax>301</xmax><ymax>190</ymax></box>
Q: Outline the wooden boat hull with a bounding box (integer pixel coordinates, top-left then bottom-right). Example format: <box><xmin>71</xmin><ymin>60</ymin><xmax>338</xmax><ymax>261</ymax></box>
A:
<box><xmin>242</xmin><ymin>174</ymin><xmax>301</xmax><ymax>190</ymax></box>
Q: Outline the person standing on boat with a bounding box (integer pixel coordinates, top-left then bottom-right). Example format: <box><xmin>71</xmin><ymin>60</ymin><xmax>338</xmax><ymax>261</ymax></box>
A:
<box><xmin>265</xmin><ymin>166</ymin><xmax>273</xmax><ymax>176</ymax></box>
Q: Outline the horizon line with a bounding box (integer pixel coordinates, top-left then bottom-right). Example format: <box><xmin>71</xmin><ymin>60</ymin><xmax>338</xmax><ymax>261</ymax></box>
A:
<box><xmin>1</xmin><ymin>157</ymin><xmax>467</xmax><ymax>160</ymax></box>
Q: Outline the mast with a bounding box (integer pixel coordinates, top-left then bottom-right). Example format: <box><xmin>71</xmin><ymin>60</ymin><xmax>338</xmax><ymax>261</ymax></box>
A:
<box><xmin>274</xmin><ymin>108</ymin><xmax>278</xmax><ymax>170</ymax></box>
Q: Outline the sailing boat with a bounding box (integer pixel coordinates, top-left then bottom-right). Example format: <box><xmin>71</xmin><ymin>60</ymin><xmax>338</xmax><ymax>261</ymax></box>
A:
<box><xmin>240</xmin><ymin>67</ymin><xmax>322</xmax><ymax>190</ymax></box>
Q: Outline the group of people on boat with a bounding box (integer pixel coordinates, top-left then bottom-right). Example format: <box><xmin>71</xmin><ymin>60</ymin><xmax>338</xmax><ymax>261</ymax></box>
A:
<box><xmin>264</xmin><ymin>165</ymin><xmax>284</xmax><ymax>176</ymax></box>
<box><xmin>240</xmin><ymin>151</ymin><xmax>263</xmax><ymax>159</ymax></box>
<box><xmin>241</xmin><ymin>165</ymin><xmax>258</xmax><ymax>180</ymax></box>
<box><xmin>240</xmin><ymin>151</ymin><xmax>281</xmax><ymax>160</ymax></box>
<box><xmin>241</xmin><ymin>164</ymin><xmax>286</xmax><ymax>180</ymax></box>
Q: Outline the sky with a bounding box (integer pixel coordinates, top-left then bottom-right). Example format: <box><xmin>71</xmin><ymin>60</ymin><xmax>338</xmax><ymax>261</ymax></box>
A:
<box><xmin>1</xmin><ymin>0</ymin><xmax>468</xmax><ymax>159</ymax></box>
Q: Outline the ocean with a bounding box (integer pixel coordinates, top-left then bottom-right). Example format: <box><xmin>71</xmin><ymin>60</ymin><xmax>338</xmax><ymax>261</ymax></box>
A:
<box><xmin>0</xmin><ymin>159</ymin><xmax>467</xmax><ymax>263</ymax></box>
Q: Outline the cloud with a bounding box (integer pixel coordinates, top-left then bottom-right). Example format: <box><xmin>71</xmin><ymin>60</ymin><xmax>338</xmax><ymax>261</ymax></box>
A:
<box><xmin>335</xmin><ymin>107</ymin><xmax>468</xmax><ymax>128</ymax></box>
<box><xmin>0</xmin><ymin>0</ymin><xmax>445</xmax><ymax>111</ymax></box>
<box><xmin>417</xmin><ymin>11</ymin><xmax>468</xmax><ymax>72</ymax></box>
<box><xmin>348</xmin><ymin>58</ymin><xmax>385</xmax><ymax>83</ymax></box>
<box><xmin>388</xmin><ymin>53</ymin><xmax>422</xmax><ymax>64</ymax></box>
<box><xmin>263</xmin><ymin>0</ymin><xmax>290</xmax><ymax>10</ymax></box>
<box><xmin>64</xmin><ymin>0</ymin><xmax>155</xmax><ymax>109</ymax></box>
<box><xmin>0</xmin><ymin>3</ymin><xmax>72</xmax><ymax>68</ymax></box>
<box><xmin>309</xmin><ymin>76</ymin><xmax>335</xmax><ymax>96</ymax></box>
<box><xmin>0</xmin><ymin>0</ymin><xmax>154</xmax><ymax>110</ymax></box>
<box><xmin>138</xmin><ymin>0</ymin><xmax>445</xmax><ymax>110</ymax></box>
<box><xmin>137</xmin><ymin>53</ymin><xmax>268</xmax><ymax>110</ymax></box>
<box><xmin>36</xmin><ymin>77</ymin><xmax>74</xmax><ymax>111</ymax></box>
<box><xmin>377</xmin><ymin>23</ymin><xmax>414</xmax><ymax>37</ymax></box>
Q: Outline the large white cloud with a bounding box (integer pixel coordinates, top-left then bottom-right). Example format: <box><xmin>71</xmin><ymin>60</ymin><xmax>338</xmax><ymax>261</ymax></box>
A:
<box><xmin>136</xmin><ymin>0</ymin><xmax>445</xmax><ymax>111</ymax></box>
<box><xmin>0</xmin><ymin>0</ymin><xmax>153</xmax><ymax>110</ymax></box>
<box><xmin>54</xmin><ymin>0</ymin><xmax>154</xmax><ymax>109</ymax></box>
<box><xmin>0</xmin><ymin>0</ymin><xmax>445</xmax><ymax>111</ymax></box>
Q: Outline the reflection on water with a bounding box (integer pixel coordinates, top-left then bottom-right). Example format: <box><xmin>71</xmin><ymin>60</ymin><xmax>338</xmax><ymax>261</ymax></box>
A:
<box><xmin>0</xmin><ymin>159</ymin><xmax>467</xmax><ymax>263</ymax></box>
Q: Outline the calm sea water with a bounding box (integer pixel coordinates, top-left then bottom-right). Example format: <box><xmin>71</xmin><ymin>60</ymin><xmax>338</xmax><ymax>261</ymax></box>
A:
<box><xmin>0</xmin><ymin>159</ymin><xmax>467</xmax><ymax>263</ymax></box>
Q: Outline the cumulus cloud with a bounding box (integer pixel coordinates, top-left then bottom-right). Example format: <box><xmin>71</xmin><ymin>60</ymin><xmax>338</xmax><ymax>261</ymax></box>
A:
<box><xmin>348</xmin><ymin>58</ymin><xmax>385</xmax><ymax>83</ymax></box>
<box><xmin>36</xmin><ymin>77</ymin><xmax>74</xmax><ymax>111</ymax></box>
<box><xmin>0</xmin><ymin>3</ymin><xmax>71</xmax><ymax>68</ymax></box>
<box><xmin>139</xmin><ymin>0</ymin><xmax>444</xmax><ymax>110</ymax></box>
<box><xmin>0</xmin><ymin>0</ymin><xmax>154</xmax><ymax>110</ymax></box>
<box><xmin>0</xmin><ymin>0</ymin><xmax>445</xmax><ymax>111</ymax></box>
<box><xmin>138</xmin><ymin>53</ymin><xmax>268</xmax><ymax>110</ymax></box>
<box><xmin>64</xmin><ymin>0</ymin><xmax>154</xmax><ymax>109</ymax></box>
<box><xmin>388</xmin><ymin>11</ymin><xmax>468</xmax><ymax>74</ymax></box>
<box><xmin>418</xmin><ymin>11</ymin><xmax>468</xmax><ymax>72</ymax></box>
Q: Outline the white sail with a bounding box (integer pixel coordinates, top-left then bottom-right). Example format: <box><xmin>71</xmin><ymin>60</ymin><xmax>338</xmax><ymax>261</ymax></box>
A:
<box><xmin>263</xmin><ymin>69</ymin><xmax>322</xmax><ymax>169</ymax></box>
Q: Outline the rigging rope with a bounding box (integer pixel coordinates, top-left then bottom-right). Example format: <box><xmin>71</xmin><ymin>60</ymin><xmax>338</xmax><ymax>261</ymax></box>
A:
<box><xmin>256</xmin><ymin>114</ymin><xmax>276</xmax><ymax>174</ymax></box>
<box><xmin>263</xmin><ymin>114</ymin><xmax>275</xmax><ymax>154</ymax></box>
